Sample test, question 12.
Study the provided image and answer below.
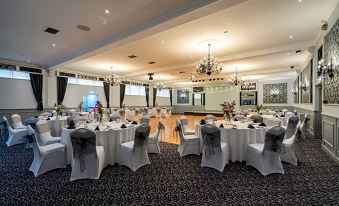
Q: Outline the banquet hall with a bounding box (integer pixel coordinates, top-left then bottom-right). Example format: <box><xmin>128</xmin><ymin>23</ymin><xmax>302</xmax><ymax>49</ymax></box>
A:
<box><xmin>1</xmin><ymin>0</ymin><xmax>339</xmax><ymax>205</ymax></box>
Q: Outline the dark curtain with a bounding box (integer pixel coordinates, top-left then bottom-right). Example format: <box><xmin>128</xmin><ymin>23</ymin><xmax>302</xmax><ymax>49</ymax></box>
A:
<box><xmin>202</xmin><ymin>93</ymin><xmax>206</xmax><ymax>105</ymax></box>
<box><xmin>192</xmin><ymin>93</ymin><xmax>195</xmax><ymax>105</ymax></box>
<box><xmin>201</xmin><ymin>93</ymin><xmax>203</xmax><ymax>105</ymax></box>
<box><xmin>120</xmin><ymin>84</ymin><xmax>126</xmax><ymax>108</ymax></box>
<box><xmin>57</xmin><ymin>76</ymin><xmax>68</xmax><ymax>104</ymax></box>
<box><xmin>103</xmin><ymin>82</ymin><xmax>110</xmax><ymax>108</ymax></box>
<box><xmin>169</xmin><ymin>89</ymin><xmax>173</xmax><ymax>106</ymax></box>
<box><xmin>145</xmin><ymin>87</ymin><xmax>149</xmax><ymax>107</ymax></box>
<box><xmin>153</xmin><ymin>88</ymin><xmax>157</xmax><ymax>106</ymax></box>
<box><xmin>29</xmin><ymin>73</ymin><xmax>43</xmax><ymax>110</ymax></box>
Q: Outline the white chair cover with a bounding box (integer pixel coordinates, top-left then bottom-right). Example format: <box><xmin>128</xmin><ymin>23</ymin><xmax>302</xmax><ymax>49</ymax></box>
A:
<box><xmin>140</xmin><ymin>116</ymin><xmax>150</xmax><ymax>124</ymax></box>
<box><xmin>177</xmin><ymin>121</ymin><xmax>200</xmax><ymax>157</ymax></box>
<box><xmin>118</xmin><ymin>109</ymin><xmax>126</xmax><ymax>120</ymax></box>
<box><xmin>156</xmin><ymin>107</ymin><xmax>161</xmax><ymax>118</ymax></box>
<box><xmin>266</xmin><ymin>117</ymin><xmax>282</xmax><ymax>127</ymax></box>
<box><xmin>3</xmin><ymin>116</ymin><xmax>26</xmax><ymax>146</ymax></box>
<box><xmin>119</xmin><ymin>124</ymin><xmax>151</xmax><ymax>171</ymax></box>
<box><xmin>299</xmin><ymin>114</ymin><xmax>312</xmax><ymax>139</ymax></box>
<box><xmin>204</xmin><ymin>115</ymin><xmax>216</xmax><ymax>122</ymax></box>
<box><xmin>246</xmin><ymin>126</ymin><xmax>285</xmax><ymax>176</ymax></box>
<box><xmin>280</xmin><ymin>122</ymin><xmax>300</xmax><ymax>165</ymax></box>
<box><xmin>285</xmin><ymin>115</ymin><xmax>299</xmax><ymax>139</ymax></box>
<box><xmin>161</xmin><ymin>108</ymin><xmax>167</xmax><ymax>118</ymax></box>
<box><xmin>147</xmin><ymin>121</ymin><xmax>165</xmax><ymax>153</ymax></box>
<box><xmin>27</xmin><ymin>125</ymin><xmax>66</xmax><ymax>177</ymax></box>
<box><xmin>285</xmin><ymin>112</ymin><xmax>294</xmax><ymax>121</ymax></box>
<box><xmin>110</xmin><ymin>113</ymin><xmax>120</xmax><ymax>122</ymax></box>
<box><xmin>250</xmin><ymin>115</ymin><xmax>264</xmax><ymax>123</ymax></box>
<box><xmin>40</xmin><ymin>112</ymin><xmax>53</xmax><ymax>118</ymax></box>
<box><xmin>179</xmin><ymin>116</ymin><xmax>195</xmax><ymax>135</ymax></box>
<box><xmin>36</xmin><ymin>120</ymin><xmax>61</xmax><ymax>146</ymax></box>
<box><xmin>70</xmin><ymin>128</ymin><xmax>105</xmax><ymax>180</ymax></box>
<box><xmin>201</xmin><ymin>124</ymin><xmax>229</xmax><ymax>172</ymax></box>
<box><xmin>11</xmin><ymin>114</ymin><xmax>26</xmax><ymax>129</ymax></box>
<box><xmin>234</xmin><ymin>114</ymin><xmax>246</xmax><ymax>121</ymax></box>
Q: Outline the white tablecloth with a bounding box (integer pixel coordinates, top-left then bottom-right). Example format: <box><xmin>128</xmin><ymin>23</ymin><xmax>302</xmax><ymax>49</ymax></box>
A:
<box><xmin>47</xmin><ymin>117</ymin><xmax>67</xmax><ymax>137</ymax></box>
<box><xmin>195</xmin><ymin>120</ymin><xmax>267</xmax><ymax>162</ymax></box>
<box><xmin>80</xmin><ymin>112</ymin><xmax>95</xmax><ymax>120</ymax></box>
<box><xmin>61</xmin><ymin>122</ymin><xmax>137</xmax><ymax>165</ymax></box>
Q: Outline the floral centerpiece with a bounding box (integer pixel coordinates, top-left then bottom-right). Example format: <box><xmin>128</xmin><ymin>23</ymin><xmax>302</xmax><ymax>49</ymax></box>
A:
<box><xmin>220</xmin><ymin>100</ymin><xmax>236</xmax><ymax>123</ymax></box>
<box><xmin>95</xmin><ymin>100</ymin><xmax>104</xmax><ymax>123</ymax></box>
<box><xmin>54</xmin><ymin>102</ymin><xmax>66</xmax><ymax>117</ymax></box>
<box><xmin>255</xmin><ymin>104</ymin><xmax>266</xmax><ymax>114</ymax></box>
<box><xmin>121</xmin><ymin>104</ymin><xmax>126</xmax><ymax>109</ymax></box>
<box><xmin>78</xmin><ymin>101</ymin><xmax>83</xmax><ymax>112</ymax></box>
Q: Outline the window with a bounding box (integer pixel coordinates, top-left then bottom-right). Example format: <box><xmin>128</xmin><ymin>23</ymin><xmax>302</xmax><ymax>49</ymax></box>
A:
<box><xmin>125</xmin><ymin>85</ymin><xmax>146</xmax><ymax>96</ymax></box>
<box><xmin>194</xmin><ymin>93</ymin><xmax>201</xmax><ymax>99</ymax></box>
<box><xmin>157</xmin><ymin>89</ymin><xmax>170</xmax><ymax>97</ymax></box>
<box><xmin>0</xmin><ymin>69</ymin><xmax>30</xmax><ymax>80</ymax></box>
<box><xmin>67</xmin><ymin>77</ymin><xmax>103</xmax><ymax>87</ymax></box>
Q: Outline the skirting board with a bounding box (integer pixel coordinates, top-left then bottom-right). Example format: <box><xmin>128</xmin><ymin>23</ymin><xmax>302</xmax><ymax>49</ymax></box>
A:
<box><xmin>322</xmin><ymin>145</ymin><xmax>339</xmax><ymax>165</ymax></box>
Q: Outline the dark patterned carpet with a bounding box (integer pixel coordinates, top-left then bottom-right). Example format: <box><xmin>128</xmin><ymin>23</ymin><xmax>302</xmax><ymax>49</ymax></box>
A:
<box><xmin>0</xmin><ymin>138</ymin><xmax>339</xmax><ymax>206</ymax></box>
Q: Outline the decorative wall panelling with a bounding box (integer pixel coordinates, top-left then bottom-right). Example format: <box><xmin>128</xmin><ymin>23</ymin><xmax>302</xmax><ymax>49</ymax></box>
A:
<box><xmin>263</xmin><ymin>83</ymin><xmax>288</xmax><ymax>104</ymax></box>
<box><xmin>322</xmin><ymin>115</ymin><xmax>339</xmax><ymax>164</ymax></box>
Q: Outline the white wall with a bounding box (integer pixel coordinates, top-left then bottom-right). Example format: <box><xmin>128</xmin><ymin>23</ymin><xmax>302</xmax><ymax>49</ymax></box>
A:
<box><xmin>257</xmin><ymin>79</ymin><xmax>294</xmax><ymax>106</ymax></box>
<box><xmin>0</xmin><ymin>78</ymin><xmax>37</xmax><ymax>109</ymax></box>
<box><xmin>156</xmin><ymin>96</ymin><xmax>171</xmax><ymax>106</ymax></box>
<box><xmin>123</xmin><ymin>95</ymin><xmax>147</xmax><ymax>107</ymax></box>
<box><xmin>205</xmin><ymin>87</ymin><xmax>240</xmax><ymax>111</ymax></box>
<box><xmin>63</xmin><ymin>84</ymin><xmax>107</xmax><ymax>108</ymax></box>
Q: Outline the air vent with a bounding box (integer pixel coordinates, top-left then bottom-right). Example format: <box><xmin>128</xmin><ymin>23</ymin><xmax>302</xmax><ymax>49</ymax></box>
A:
<box><xmin>148</xmin><ymin>61</ymin><xmax>156</xmax><ymax>64</ymax></box>
<box><xmin>178</xmin><ymin>71</ymin><xmax>185</xmax><ymax>74</ymax></box>
<box><xmin>192</xmin><ymin>78</ymin><xmax>223</xmax><ymax>83</ymax></box>
<box><xmin>44</xmin><ymin>27</ymin><xmax>59</xmax><ymax>34</ymax></box>
<box><xmin>295</xmin><ymin>50</ymin><xmax>302</xmax><ymax>53</ymax></box>
<box><xmin>59</xmin><ymin>72</ymin><xmax>76</xmax><ymax>78</ymax></box>
<box><xmin>77</xmin><ymin>25</ymin><xmax>91</xmax><ymax>31</ymax></box>
<box><xmin>20</xmin><ymin>67</ymin><xmax>42</xmax><ymax>74</ymax></box>
<box><xmin>128</xmin><ymin>55</ymin><xmax>137</xmax><ymax>58</ymax></box>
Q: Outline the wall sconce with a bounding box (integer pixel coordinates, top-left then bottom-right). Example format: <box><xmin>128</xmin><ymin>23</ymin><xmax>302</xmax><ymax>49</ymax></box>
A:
<box><xmin>318</xmin><ymin>58</ymin><xmax>336</xmax><ymax>78</ymax></box>
<box><xmin>270</xmin><ymin>89</ymin><xmax>280</xmax><ymax>97</ymax></box>
<box><xmin>299</xmin><ymin>81</ymin><xmax>309</xmax><ymax>91</ymax></box>
<box><xmin>291</xmin><ymin>89</ymin><xmax>297</xmax><ymax>95</ymax></box>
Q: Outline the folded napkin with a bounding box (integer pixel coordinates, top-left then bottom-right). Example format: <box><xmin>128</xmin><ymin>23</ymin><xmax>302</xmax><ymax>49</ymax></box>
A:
<box><xmin>200</xmin><ymin>119</ymin><xmax>206</xmax><ymax>125</ymax></box>
<box><xmin>234</xmin><ymin>118</ymin><xmax>238</xmax><ymax>121</ymax></box>
<box><xmin>248</xmin><ymin>124</ymin><xmax>255</xmax><ymax>129</ymax></box>
<box><xmin>258</xmin><ymin>123</ymin><xmax>267</xmax><ymax>127</ymax></box>
<box><xmin>95</xmin><ymin>125</ymin><xmax>100</xmax><ymax>131</ymax></box>
<box><xmin>120</xmin><ymin>124</ymin><xmax>127</xmax><ymax>129</ymax></box>
<box><xmin>131</xmin><ymin>121</ymin><xmax>138</xmax><ymax>125</ymax></box>
<box><xmin>67</xmin><ymin>121</ymin><xmax>76</xmax><ymax>129</ymax></box>
<box><xmin>86</xmin><ymin>120</ymin><xmax>91</xmax><ymax>124</ymax></box>
<box><xmin>34</xmin><ymin>116</ymin><xmax>38</xmax><ymax>118</ymax></box>
<box><xmin>280</xmin><ymin>115</ymin><xmax>285</xmax><ymax>117</ymax></box>
<box><xmin>274</xmin><ymin>114</ymin><xmax>279</xmax><ymax>118</ymax></box>
<box><xmin>50</xmin><ymin>113</ymin><xmax>54</xmax><ymax>117</ymax></box>
<box><xmin>79</xmin><ymin>114</ymin><xmax>83</xmax><ymax>116</ymax></box>
<box><xmin>219</xmin><ymin>123</ymin><xmax>224</xmax><ymax>128</ymax></box>
<box><xmin>46</xmin><ymin>117</ymin><xmax>50</xmax><ymax>120</ymax></box>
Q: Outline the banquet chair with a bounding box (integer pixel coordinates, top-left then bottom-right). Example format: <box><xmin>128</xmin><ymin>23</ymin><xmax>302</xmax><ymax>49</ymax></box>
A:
<box><xmin>284</xmin><ymin>115</ymin><xmax>299</xmax><ymax>139</ymax></box>
<box><xmin>179</xmin><ymin>116</ymin><xmax>195</xmax><ymax>135</ymax></box>
<box><xmin>285</xmin><ymin>112</ymin><xmax>294</xmax><ymax>122</ymax></box>
<box><xmin>234</xmin><ymin>114</ymin><xmax>246</xmax><ymax>121</ymax></box>
<box><xmin>147</xmin><ymin>121</ymin><xmax>165</xmax><ymax>153</ymax></box>
<box><xmin>282</xmin><ymin>109</ymin><xmax>289</xmax><ymax>113</ymax></box>
<box><xmin>142</xmin><ymin>108</ymin><xmax>149</xmax><ymax>115</ymax></box>
<box><xmin>280</xmin><ymin>119</ymin><xmax>300</xmax><ymax>165</ymax></box>
<box><xmin>70</xmin><ymin>128</ymin><xmax>105</xmax><ymax>180</ymax></box>
<box><xmin>234</xmin><ymin>111</ymin><xmax>243</xmax><ymax>115</ymax></box>
<box><xmin>299</xmin><ymin>113</ymin><xmax>313</xmax><ymax>139</ymax></box>
<box><xmin>140</xmin><ymin>115</ymin><xmax>150</xmax><ymax>124</ymax></box>
<box><xmin>110</xmin><ymin>113</ymin><xmax>120</xmax><ymax>122</ymax></box>
<box><xmin>36</xmin><ymin>120</ymin><xmax>61</xmax><ymax>146</ymax></box>
<box><xmin>134</xmin><ymin>108</ymin><xmax>141</xmax><ymax>120</ymax></box>
<box><xmin>204</xmin><ymin>114</ymin><xmax>216</xmax><ymax>122</ymax></box>
<box><xmin>166</xmin><ymin>107</ymin><xmax>171</xmax><ymax>117</ymax></box>
<box><xmin>156</xmin><ymin>107</ymin><xmax>161</xmax><ymax>118</ymax></box>
<box><xmin>27</xmin><ymin>125</ymin><xmax>66</xmax><ymax>177</ymax></box>
<box><xmin>246</xmin><ymin>126</ymin><xmax>285</xmax><ymax>176</ymax></box>
<box><xmin>120</xmin><ymin>124</ymin><xmax>151</xmax><ymax>171</ymax></box>
<box><xmin>25</xmin><ymin>116</ymin><xmax>39</xmax><ymax>128</ymax></box>
<box><xmin>119</xmin><ymin>109</ymin><xmax>126</xmax><ymax>121</ymax></box>
<box><xmin>11</xmin><ymin>114</ymin><xmax>26</xmax><ymax>129</ymax></box>
<box><xmin>161</xmin><ymin>108</ymin><xmax>167</xmax><ymax>118</ymax></box>
<box><xmin>266</xmin><ymin>117</ymin><xmax>281</xmax><ymax>127</ymax></box>
<box><xmin>201</xmin><ymin>124</ymin><xmax>229</xmax><ymax>172</ymax></box>
<box><xmin>3</xmin><ymin>116</ymin><xmax>26</xmax><ymax>146</ymax></box>
<box><xmin>251</xmin><ymin>114</ymin><xmax>264</xmax><ymax>123</ymax></box>
<box><xmin>40</xmin><ymin>112</ymin><xmax>53</xmax><ymax>118</ymax></box>
<box><xmin>177</xmin><ymin>121</ymin><xmax>200</xmax><ymax>157</ymax></box>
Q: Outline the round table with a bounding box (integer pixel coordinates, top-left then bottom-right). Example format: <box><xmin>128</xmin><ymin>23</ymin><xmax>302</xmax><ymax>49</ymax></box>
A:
<box><xmin>195</xmin><ymin>120</ymin><xmax>267</xmax><ymax>162</ymax></box>
<box><xmin>61</xmin><ymin>122</ymin><xmax>137</xmax><ymax>165</ymax></box>
<box><xmin>46</xmin><ymin>117</ymin><xmax>67</xmax><ymax>137</ymax></box>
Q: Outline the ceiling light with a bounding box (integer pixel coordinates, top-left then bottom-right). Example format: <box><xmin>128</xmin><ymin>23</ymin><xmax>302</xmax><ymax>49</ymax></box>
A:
<box><xmin>287</xmin><ymin>52</ymin><xmax>290</xmax><ymax>56</ymax></box>
<box><xmin>77</xmin><ymin>25</ymin><xmax>91</xmax><ymax>31</ymax></box>
<box><xmin>105</xmin><ymin>9</ymin><xmax>110</xmax><ymax>14</ymax></box>
<box><xmin>224</xmin><ymin>30</ymin><xmax>228</xmax><ymax>34</ymax></box>
<box><xmin>289</xmin><ymin>35</ymin><xmax>293</xmax><ymax>39</ymax></box>
<box><xmin>298</xmin><ymin>0</ymin><xmax>302</xmax><ymax>2</ymax></box>
<box><xmin>196</xmin><ymin>43</ymin><xmax>222</xmax><ymax>76</ymax></box>
<box><xmin>44</xmin><ymin>27</ymin><xmax>59</xmax><ymax>34</ymax></box>
<box><xmin>105</xmin><ymin>67</ymin><xmax>122</xmax><ymax>86</ymax></box>
<box><xmin>161</xmin><ymin>40</ymin><xmax>165</xmax><ymax>44</ymax></box>
<box><xmin>52</xmin><ymin>43</ymin><xmax>56</xmax><ymax>47</ymax></box>
<box><xmin>128</xmin><ymin>55</ymin><xmax>137</xmax><ymax>58</ymax></box>
<box><xmin>148</xmin><ymin>61</ymin><xmax>156</xmax><ymax>64</ymax></box>
<box><xmin>148</xmin><ymin>73</ymin><xmax>154</xmax><ymax>80</ymax></box>
<box><xmin>228</xmin><ymin>67</ymin><xmax>244</xmax><ymax>86</ymax></box>
<box><xmin>155</xmin><ymin>82</ymin><xmax>167</xmax><ymax>91</ymax></box>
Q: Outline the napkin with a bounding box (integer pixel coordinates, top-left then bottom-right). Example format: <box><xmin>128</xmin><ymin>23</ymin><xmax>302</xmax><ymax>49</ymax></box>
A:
<box><xmin>200</xmin><ymin>119</ymin><xmax>206</xmax><ymax>125</ymax></box>
<box><xmin>280</xmin><ymin>115</ymin><xmax>285</xmax><ymax>117</ymax></box>
<box><xmin>46</xmin><ymin>117</ymin><xmax>50</xmax><ymax>120</ymax></box>
<box><xmin>234</xmin><ymin>118</ymin><xmax>238</xmax><ymax>121</ymax></box>
<box><xmin>274</xmin><ymin>114</ymin><xmax>279</xmax><ymax>118</ymax></box>
<box><xmin>67</xmin><ymin>120</ymin><xmax>76</xmax><ymax>129</ymax></box>
<box><xmin>219</xmin><ymin>123</ymin><xmax>224</xmax><ymax>128</ymax></box>
<box><xmin>248</xmin><ymin>124</ymin><xmax>255</xmax><ymax>129</ymax></box>
<box><xmin>131</xmin><ymin>121</ymin><xmax>138</xmax><ymax>125</ymax></box>
<box><xmin>95</xmin><ymin>125</ymin><xmax>100</xmax><ymax>131</ymax></box>
<box><xmin>79</xmin><ymin>114</ymin><xmax>83</xmax><ymax>116</ymax></box>
<box><xmin>258</xmin><ymin>123</ymin><xmax>267</xmax><ymax>127</ymax></box>
<box><xmin>120</xmin><ymin>124</ymin><xmax>127</xmax><ymax>129</ymax></box>
<box><xmin>34</xmin><ymin>116</ymin><xmax>38</xmax><ymax>118</ymax></box>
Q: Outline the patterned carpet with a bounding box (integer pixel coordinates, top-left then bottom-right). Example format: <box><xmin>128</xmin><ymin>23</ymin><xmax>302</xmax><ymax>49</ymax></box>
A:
<box><xmin>0</xmin><ymin>138</ymin><xmax>339</xmax><ymax>205</ymax></box>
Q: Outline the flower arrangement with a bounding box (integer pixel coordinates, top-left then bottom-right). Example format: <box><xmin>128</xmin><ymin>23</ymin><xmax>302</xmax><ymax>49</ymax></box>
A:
<box><xmin>54</xmin><ymin>102</ymin><xmax>66</xmax><ymax>116</ymax></box>
<box><xmin>121</xmin><ymin>104</ymin><xmax>126</xmax><ymax>109</ymax></box>
<box><xmin>95</xmin><ymin>100</ymin><xmax>104</xmax><ymax>123</ymax></box>
<box><xmin>220</xmin><ymin>100</ymin><xmax>236</xmax><ymax>122</ymax></box>
<box><xmin>255</xmin><ymin>104</ymin><xmax>266</xmax><ymax>114</ymax></box>
<box><xmin>78</xmin><ymin>101</ymin><xmax>83</xmax><ymax>112</ymax></box>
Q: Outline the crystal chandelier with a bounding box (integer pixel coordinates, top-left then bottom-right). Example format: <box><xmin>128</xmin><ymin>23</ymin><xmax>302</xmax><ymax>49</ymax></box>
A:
<box><xmin>155</xmin><ymin>82</ymin><xmax>167</xmax><ymax>90</ymax></box>
<box><xmin>189</xmin><ymin>72</ymin><xmax>196</xmax><ymax>81</ymax></box>
<box><xmin>105</xmin><ymin>67</ymin><xmax>122</xmax><ymax>86</ymax></box>
<box><xmin>318</xmin><ymin>58</ymin><xmax>336</xmax><ymax>78</ymax></box>
<box><xmin>228</xmin><ymin>67</ymin><xmax>243</xmax><ymax>86</ymax></box>
<box><xmin>182</xmin><ymin>87</ymin><xmax>191</xmax><ymax>93</ymax></box>
<box><xmin>196</xmin><ymin>43</ymin><xmax>222</xmax><ymax>75</ymax></box>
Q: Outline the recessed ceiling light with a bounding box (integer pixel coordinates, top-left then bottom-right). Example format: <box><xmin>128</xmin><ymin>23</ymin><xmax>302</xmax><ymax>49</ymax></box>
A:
<box><xmin>289</xmin><ymin>35</ymin><xmax>293</xmax><ymax>39</ymax></box>
<box><xmin>298</xmin><ymin>0</ymin><xmax>302</xmax><ymax>2</ymax></box>
<box><xmin>44</xmin><ymin>27</ymin><xmax>59</xmax><ymax>34</ymax></box>
<box><xmin>287</xmin><ymin>52</ymin><xmax>290</xmax><ymax>56</ymax></box>
<box><xmin>105</xmin><ymin>9</ymin><xmax>110</xmax><ymax>14</ymax></box>
<box><xmin>52</xmin><ymin>43</ymin><xmax>56</xmax><ymax>47</ymax></box>
<box><xmin>77</xmin><ymin>25</ymin><xmax>91</xmax><ymax>31</ymax></box>
<box><xmin>161</xmin><ymin>40</ymin><xmax>165</xmax><ymax>44</ymax></box>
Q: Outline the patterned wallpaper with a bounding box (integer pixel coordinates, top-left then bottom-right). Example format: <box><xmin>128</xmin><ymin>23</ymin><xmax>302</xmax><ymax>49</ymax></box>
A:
<box><xmin>263</xmin><ymin>83</ymin><xmax>287</xmax><ymax>104</ymax></box>
<box><xmin>294</xmin><ymin>78</ymin><xmax>298</xmax><ymax>103</ymax></box>
<box><xmin>301</xmin><ymin>62</ymin><xmax>312</xmax><ymax>104</ymax></box>
<box><xmin>177</xmin><ymin>90</ymin><xmax>189</xmax><ymax>104</ymax></box>
<box><xmin>324</xmin><ymin>18</ymin><xmax>339</xmax><ymax>104</ymax></box>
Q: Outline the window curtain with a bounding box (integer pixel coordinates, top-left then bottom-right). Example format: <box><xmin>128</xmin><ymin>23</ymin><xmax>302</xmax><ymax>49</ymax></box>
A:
<box><xmin>103</xmin><ymin>82</ymin><xmax>110</xmax><ymax>108</ymax></box>
<box><xmin>192</xmin><ymin>93</ymin><xmax>195</xmax><ymax>105</ymax></box>
<box><xmin>29</xmin><ymin>73</ymin><xmax>43</xmax><ymax>110</ymax></box>
<box><xmin>120</xmin><ymin>84</ymin><xmax>126</xmax><ymax>108</ymax></box>
<box><xmin>201</xmin><ymin>93</ymin><xmax>203</xmax><ymax>105</ymax></box>
<box><xmin>153</xmin><ymin>88</ymin><xmax>157</xmax><ymax>106</ymax></box>
<box><xmin>57</xmin><ymin>76</ymin><xmax>68</xmax><ymax>104</ymax></box>
<box><xmin>202</xmin><ymin>93</ymin><xmax>206</xmax><ymax>105</ymax></box>
<box><xmin>169</xmin><ymin>89</ymin><xmax>173</xmax><ymax>106</ymax></box>
<box><xmin>145</xmin><ymin>86</ymin><xmax>149</xmax><ymax>107</ymax></box>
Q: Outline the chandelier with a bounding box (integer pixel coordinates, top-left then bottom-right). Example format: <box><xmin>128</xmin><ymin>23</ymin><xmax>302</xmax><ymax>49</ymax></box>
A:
<box><xmin>105</xmin><ymin>67</ymin><xmax>122</xmax><ymax>86</ymax></box>
<box><xmin>189</xmin><ymin>72</ymin><xmax>196</xmax><ymax>81</ymax></box>
<box><xmin>182</xmin><ymin>87</ymin><xmax>191</xmax><ymax>93</ymax></box>
<box><xmin>228</xmin><ymin>67</ymin><xmax>244</xmax><ymax>86</ymax></box>
<box><xmin>318</xmin><ymin>58</ymin><xmax>336</xmax><ymax>78</ymax></box>
<box><xmin>196</xmin><ymin>43</ymin><xmax>222</xmax><ymax>75</ymax></box>
<box><xmin>155</xmin><ymin>82</ymin><xmax>167</xmax><ymax>90</ymax></box>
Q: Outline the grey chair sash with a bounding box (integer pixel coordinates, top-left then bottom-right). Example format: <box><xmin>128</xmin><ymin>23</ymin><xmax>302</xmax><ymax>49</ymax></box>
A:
<box><xmin>263</xmin><ymin>126</ymin><xmax>285</xmax><ymax>153</ymax></box>
<box><xmin>201</xmin><ymin>124</ymin><xmax>221</xmax><ymax>158</ymax></box>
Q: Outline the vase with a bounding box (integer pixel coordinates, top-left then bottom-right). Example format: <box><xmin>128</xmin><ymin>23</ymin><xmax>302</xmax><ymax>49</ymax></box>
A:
<box><xmin>224</xmin><ymin>112</ymin><xmax>231</xmax><ymax>124</ymax></box>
